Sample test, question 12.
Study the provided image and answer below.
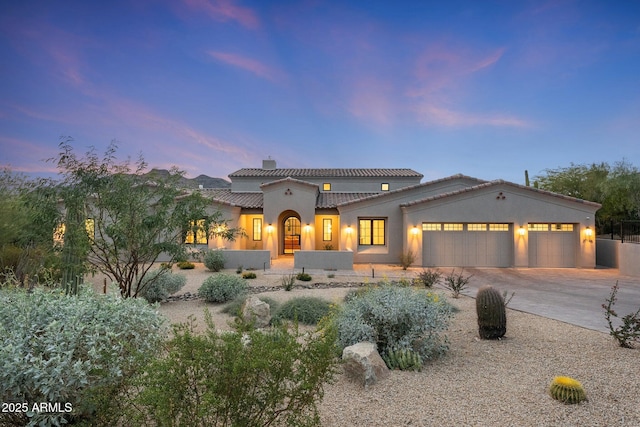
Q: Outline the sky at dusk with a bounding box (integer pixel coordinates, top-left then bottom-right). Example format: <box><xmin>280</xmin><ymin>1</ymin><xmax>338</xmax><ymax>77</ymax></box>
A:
<box><xmin>1</xmin><ymin>0</ymin><xmax>639</xmax><ymax>185</ymax></box>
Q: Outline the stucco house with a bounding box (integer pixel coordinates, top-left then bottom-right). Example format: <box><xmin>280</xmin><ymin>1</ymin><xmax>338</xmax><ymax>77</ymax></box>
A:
<box><xmin>194</xmin><ymin>159</ymin><xmax>600</xmax><ymax>269</ymax></box>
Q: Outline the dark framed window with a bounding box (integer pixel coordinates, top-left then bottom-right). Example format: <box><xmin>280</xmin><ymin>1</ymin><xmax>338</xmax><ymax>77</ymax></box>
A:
<box><xmin>185</xmin><ymin>219</ymin><xmax>207</xmax><ymax>244</ymax></box>
<box><xmin>359</xmin><ymin>219</ymin><xmax>385</xmax><ymax>245</ymax></box>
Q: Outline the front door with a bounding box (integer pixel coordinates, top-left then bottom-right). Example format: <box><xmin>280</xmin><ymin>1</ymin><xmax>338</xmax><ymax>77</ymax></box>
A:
<box><xmin>283</xmin><ymin>216</ymin><xmax>301</xmax><ymax>254</ymax></box>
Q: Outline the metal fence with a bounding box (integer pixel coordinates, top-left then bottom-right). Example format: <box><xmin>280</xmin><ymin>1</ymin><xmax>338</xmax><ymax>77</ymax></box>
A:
<box><xmin>621</xmin><ymin>220</ymin><xmax>640</xmax><ymax>244</ymax></box>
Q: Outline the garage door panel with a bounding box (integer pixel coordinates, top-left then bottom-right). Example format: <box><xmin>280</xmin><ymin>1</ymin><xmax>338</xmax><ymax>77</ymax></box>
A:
<box><xmin>423</xmin><ymin>224</ymin><xmax>512</xmax><ymax>267</ymax></box>
<box><xmin>528</xmin><ymin>225</ymin><xmax>576</xmax><ymax>267</ymax></box>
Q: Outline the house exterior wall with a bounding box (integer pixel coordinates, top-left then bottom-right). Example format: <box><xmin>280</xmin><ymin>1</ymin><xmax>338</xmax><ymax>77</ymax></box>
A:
<box><xmin>231</xmin><ymin>175</ymin><xmax>421</xmax><ymax>192</ymax></box>
<box><xmin>401</xmin><ymin>184</ymin><xmax>598</xmax><ymax>268</ymax></box>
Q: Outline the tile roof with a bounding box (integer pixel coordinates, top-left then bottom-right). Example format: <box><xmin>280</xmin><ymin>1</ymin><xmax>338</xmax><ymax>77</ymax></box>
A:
<box><xmin>317</xmin><ymin>192</ymin><xmax>379</xmax><ymax>208</ymax></box>
<box><xmin>399</xmin><ymin>180</ymin><xmax>602</xmax><ymax>208</ymax></box>
<box><xmin>229</xmin><ymin>168</ymin><xmax>423</xmax><ymax>178</ymax></box>
<box><xmin>200</xmin><ymin>189</ymin><xmax>263</xmax><ymax>208</ymax></box>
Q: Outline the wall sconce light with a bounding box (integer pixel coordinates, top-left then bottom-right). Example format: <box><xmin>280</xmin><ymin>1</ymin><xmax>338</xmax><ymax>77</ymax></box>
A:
<box><xmin>518</xmin><ymin>226</ymin><xmax>526</xmax><ymax>236</ymax></box>
<box><xmin>304</xmin><ymin>224</ymin><xmax>311</xmax><ymax>233</ymax></box>
<box><xmin>411</xmin><ymin>226</ymin><xmax>420</xmax><ymax>235</ymax></box>
<box><xmin>346</xmin><ymin>225</ymin><xmax>353</xmax><ymax>234</ymax></box>
<box><xmin>266</xmin><ymin>224</ymin><xmax>274</xmax><ymax>234</ymax></box>
<box><xmin>584</xmin><ymin>226</ymin><xmax>593</xmax><ymax>243</ymax></box>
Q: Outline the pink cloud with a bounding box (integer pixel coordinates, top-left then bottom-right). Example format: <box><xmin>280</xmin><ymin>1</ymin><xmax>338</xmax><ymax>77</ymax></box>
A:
<box><xmin>182</xmin><ymin>0</ymin><xmax>259</xmax><ymax>30</ymax></box>
<box><xmin>207</xmin><ymin>51</ymin><xmax>284</xmax><ymax>83</ymax></box>
<box><xmin>415</xmin><ymin>103</ymin><xmax>532</xmax><ymax>128</ymax></box>
<box><xmin>347</xmin><ymin>78</ymin><xmax>395</xmax><ymax>126</ymax></box>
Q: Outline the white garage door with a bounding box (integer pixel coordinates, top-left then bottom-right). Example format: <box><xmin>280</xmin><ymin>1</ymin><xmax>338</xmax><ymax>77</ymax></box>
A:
<box><xmin>527</xmin><ymin>223</ymin><xmax>576</xmax><ymax>267</ymax></box>
<box><xmin>422</xmin><ymin>223</ymin><xmax>512</xmax><ymax>267</ymax></box>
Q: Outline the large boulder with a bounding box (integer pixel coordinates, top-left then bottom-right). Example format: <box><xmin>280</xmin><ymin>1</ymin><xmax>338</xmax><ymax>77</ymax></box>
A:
<box><xmin>241</xmin><ymin>296</ymin><xmax>271</xmax><ymax>328</ymax></box>
<box><xmin>342</xmin><ymin>342</ymin><xmax>389</xmax><ymax>388</ymax></box>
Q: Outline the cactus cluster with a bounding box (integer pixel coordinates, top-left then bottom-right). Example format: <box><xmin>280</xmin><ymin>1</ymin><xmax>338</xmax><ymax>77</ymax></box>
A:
<box><xmin>382</xmin><ymin>348</ymin><xmax>423</xmax><ymax>371</ymax></box>
<box><xmin>476</xmin><ymin>285</ymin><xmax>507</xmax><ymax>339</ymax></box>
<box><xmin>549</xmin><ymin>376</ymin><xmax>587</xmax><ymax>404</ymax></box>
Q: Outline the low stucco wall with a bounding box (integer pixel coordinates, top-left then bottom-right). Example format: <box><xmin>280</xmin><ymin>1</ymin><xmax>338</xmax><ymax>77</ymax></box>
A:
<box><xmin>221</xmin><ymin>250</ymin><xmax>271</xmax><ymax>270</ymax></box>
<box><xmin>596</xmin><ymin>238</ymin><xmax>640</xmax><ymax>277</ymax></box>
<box><xmin>294</xmin><ymin>250</ymin><xmax>354</xmax><ymax>270</ymax></box>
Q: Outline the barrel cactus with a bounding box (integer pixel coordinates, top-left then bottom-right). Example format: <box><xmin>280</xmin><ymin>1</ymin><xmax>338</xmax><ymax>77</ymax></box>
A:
<box><xmin>549</xmin><ymin>376</ymin><xmax>587</xmax><ymax>404</ymax></box>
<box><xmin>382</xmin><ymin>348</ymin><xmax>423</xmax><ymax>371</ymax></box>
<box><xmin>476</xmin><ymin>285</ymin><xmax>506</xmax><ymax>339</ymax></box>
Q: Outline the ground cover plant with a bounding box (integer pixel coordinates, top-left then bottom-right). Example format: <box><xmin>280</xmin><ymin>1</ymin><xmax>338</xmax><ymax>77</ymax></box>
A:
<box><xmin>132</xmin><ymin>314</ymin><xmax>340</xmax><ymax>426</ymax></box>
<box><xmin>0</xmin><ymin>286</ymin><xmax>166</xmax><ymax>427</ymax></box>
<box><xmin>333</xmin><ymin>285</ymin><xmax>454</xmax><ymax>367</ymax></box>
<box><xmin>272</xmin><ymin>297</ymin><xmax>333</xmax><ymax>325</ymax></box>
<box><xmin>199</xmin><ymin>273</ymin><xmax>248</xmax><ymax>303</ymax></box>
<box><xmin>138</xmin><ymin>269</ymin><xmax>187</xmax><ymax>303</ymax></box>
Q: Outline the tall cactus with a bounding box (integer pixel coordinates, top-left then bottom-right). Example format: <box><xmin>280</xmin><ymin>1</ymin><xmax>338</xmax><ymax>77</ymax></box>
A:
<box><xmin>476</xmin><ymin>285</ymin><xmax>506</xmax><ymax>339</ymax></box>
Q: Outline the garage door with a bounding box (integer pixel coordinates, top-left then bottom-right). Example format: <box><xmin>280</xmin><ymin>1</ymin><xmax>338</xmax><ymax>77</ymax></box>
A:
<box><xmin>422</xmin><ymin>223</ymin><xmax>512</xmax><ymax>267</ymax></box>
<box><xmin>527</xmin><ymin>223</ymin><xmax>576</xmax><ymax>267</ymax></box>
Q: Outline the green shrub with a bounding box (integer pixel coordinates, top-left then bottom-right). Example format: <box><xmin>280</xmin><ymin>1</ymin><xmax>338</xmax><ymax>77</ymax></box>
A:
<box><xmin>414</xmin><ymin>268</ymin><xmax>442</xmax><ymax>288</ymax></box>
<box><xmin>603</xmin><ymin>281</ymin><xmax>640</xmax><ymax>348</ymax></box>
<box><xmin>132</xmin><ymin>314</ymin><xmax>340</xmax><ymax>426</ymax></box>
<box><xmin>176</xmin><ymin>261</ymin><xmax>195</xmax><ymax>269</ymax></box>
<box><xmin>199</xmin><ymin>273</ymin><xmax>247</xmax><ymax>303</ymax></box>
<box><xmin>296</xmin><ymin>272</ymin><xmax>312</xmax><ymax>281</ymax></box>
<box><xmin>273</xmin><ymin>297</ymin><xmax>332</xmax><ymax>325</ymax></box>
<box><xmin>333</xmin><ymin>285</ymin><xmax>454</xmax><ymax>364</ymax></box>
<box><xmin>0</xmin><ymin>287</ymin><xmax>166</xmax><ymax>427</ymax></box>
<box><xmin>203</xmin><ymin>249</ymin><xmax>225</xmax><ymax>272</ymax></box>
<box><xmin>282</xmin><ymin>273</ymin><xmax>296</xmax><ymax>291</ymax></box>
<box><xmin>242</xmin><ymin>271</ymin><xmax>257</xmax><ymax>279</ymax></box>
<box><xmin>138</xmin><ymin>269</ymin><xmax>187</xmax><ymax>303</ymax></box>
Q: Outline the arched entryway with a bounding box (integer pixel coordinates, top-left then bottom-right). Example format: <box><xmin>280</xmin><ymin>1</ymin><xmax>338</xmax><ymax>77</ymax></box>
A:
<box><xmin>280</xmin><ymin>211</ymin><xmax>301</xmax><ymax>255</ymax></box>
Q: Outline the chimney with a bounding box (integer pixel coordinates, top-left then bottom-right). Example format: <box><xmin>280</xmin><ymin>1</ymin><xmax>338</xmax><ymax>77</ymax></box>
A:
<box><xmin>262</xmin><ymin>158</ymin><xmax>276</xmax><ymax>170</ymax></box>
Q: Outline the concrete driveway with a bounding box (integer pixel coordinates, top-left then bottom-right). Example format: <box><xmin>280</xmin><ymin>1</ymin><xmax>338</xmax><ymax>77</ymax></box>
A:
<box><xmin>453</xmin><ymin>267</ymin><xmax>640</xmax><ymax>333</ymax></box>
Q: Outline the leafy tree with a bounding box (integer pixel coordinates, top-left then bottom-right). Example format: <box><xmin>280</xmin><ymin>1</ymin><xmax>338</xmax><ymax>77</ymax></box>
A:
<box><xmin>52</xmin><ymin>139</ymin><xmax>242</xmax><ymax>298</ymax></box>
<box><xmin>0</xmin><ymin>168</ymin><xmax>60</xmax><ymax>286</ymax></box>
<box><xmin>534</xmin><ymin>160</ymin><xmax>640</xmax><ymax>231</ymax></box>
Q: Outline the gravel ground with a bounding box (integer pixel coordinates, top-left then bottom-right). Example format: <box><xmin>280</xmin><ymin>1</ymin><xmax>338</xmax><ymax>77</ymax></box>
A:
<box><xmin>94</xmin><ymin>264</ymin><xmax>640</xmax><ymax>426</ymax></box>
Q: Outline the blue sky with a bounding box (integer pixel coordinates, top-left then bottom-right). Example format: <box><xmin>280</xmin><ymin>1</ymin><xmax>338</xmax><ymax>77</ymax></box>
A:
<box><xmin>1</xmin><ymin>1</ymin><xmax>639</xmax><ymax>184</ymax></box>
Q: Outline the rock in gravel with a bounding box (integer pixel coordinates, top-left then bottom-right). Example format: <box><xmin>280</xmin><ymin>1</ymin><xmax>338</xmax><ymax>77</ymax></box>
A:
<box><xmin>342</xmin><ymin>342</ymin><xmax>389</xmax><ymax>388</ymax></box>
<box><xmin>241</xmin><ymin>296</ymin><xmax>271</xmax><ymax>328</ymax></box>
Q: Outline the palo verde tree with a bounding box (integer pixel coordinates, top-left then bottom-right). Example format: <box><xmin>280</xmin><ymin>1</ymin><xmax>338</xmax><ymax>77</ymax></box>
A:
<box><xmin>53</xmin><ymin>139</ymin><xmax>242</xmax><ymax>298</ymax></box>
<box><xmin>0</xmin><ymin>168</ymin><xmax>60</xmax><ymax>286</ymax></box>
<box><xmin>534</xmin><ymin>160</ymin><xmax>640</xmax><ymax>231</ymax></box>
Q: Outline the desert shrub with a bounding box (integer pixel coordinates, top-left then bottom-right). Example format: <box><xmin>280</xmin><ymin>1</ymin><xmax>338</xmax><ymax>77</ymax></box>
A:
<box><xmin>603</xmin><ymin>281</ymin><xmax>640</xmax><ymax>348</ymax></box>
<box><xmin>282</xmin><ymin>273</ymin><xmax>296</xmax><ymax>291</ymax></box>
<box><xmin>199</xmin><ymin>273</ymin><xmax>247</xmax><ymax>303</ymax></box>
<box><xmin>414</xmin><ymin>268</ymin><xmax>442</xmax><ymax>288</ymax></box>
<box><xmin>203</xmin><ymin>249</ymin><xmax>225</xmax><ymax>272</ymax></box>
<box><xmin>176</xmin><ymin>261</ymin><xmax>195</xmax><ymax>270</ymax></box>
<box><xmin>0</xmin><ymin>287</ymin><xmax>166</xmax><ymax>427</ymax></box>
<box><xmin>132</xmin><ymin>314</ymin><xmax>340</xmax><ymax>426</ymax></box>
<box><xmin>443</xmin><ymin>269</ymin><xmax>472</xmax><ymax>298</ymax></box>
<box><xmin>138</xmin><ymin>269</ymin><xmax>187</xmax><ymax>302</ymax></box>
<box><xmin>236</xmin><ymin>265</ymin><xmax>243</xmax><ymax>274</ymax></box>
<box><xmin>242</xmin><ymin>271</ymin><xmax>257</xmax><ymax>279</ymax></box>
<box><xmin>296</xmin><ymin>272</ymin><xmax>312</xmax><ymax>281</ymax></box>
<box><xmin>333</xmin><ymin>285</ymin><xmax>454</xmax><ymax>364</ymax></box>
<box><xmin>273</xmin><ymin>297</ymin><xmax>332</xmax><ymax>325</ymax></box>
<box><xmin>399</xmin><ymin>250</ymin><xmax>415</xmax><ymax>270</ymax></box>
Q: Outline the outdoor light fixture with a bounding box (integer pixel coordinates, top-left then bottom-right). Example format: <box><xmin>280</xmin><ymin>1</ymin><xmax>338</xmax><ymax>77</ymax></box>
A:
<box><xmin>346</xmin><ymin>225</ymin><xmax>353</xmax><ymax>234</ymax></box>
<box><xmin>266</xmin><ymin>224</ymin><xmax>274</xmax><ymax>234</ymax></box>
<box><xmin>304</xmin><ymin>224</ymin><xmax>311</xmax><ymax>233</ymax></box>
<box><xmin>518</xmin><ymin>226</ymin><xmax>526</xmax><ymax>236</ymax></box>
<box><xmin>584</xmin><ymin>226</ymin><xmax>593</xmax><ymax>243</ymax></box>
<box><xmin>411</xmin><ymin>226</ymin><xmax>420</xmax><ymax>235</ymax></box>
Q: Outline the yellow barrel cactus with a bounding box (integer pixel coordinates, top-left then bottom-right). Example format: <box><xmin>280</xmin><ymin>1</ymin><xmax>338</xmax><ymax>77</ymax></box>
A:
<box><xmin>549</xmin><ymin>376</ymin><xmax>587</xmax><ymax>404</ymax></box>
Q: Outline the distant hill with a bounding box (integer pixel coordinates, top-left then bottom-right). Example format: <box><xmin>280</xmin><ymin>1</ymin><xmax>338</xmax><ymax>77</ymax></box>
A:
<box><xmin>144</xmin><ymin>169</ymin><xmax>231</xmax><ymax>189</ymax></box>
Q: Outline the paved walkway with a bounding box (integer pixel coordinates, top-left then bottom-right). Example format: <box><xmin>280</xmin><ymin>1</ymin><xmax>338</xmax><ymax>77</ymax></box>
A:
<box><xmin>268</xmin><ymin>258</ymin><xmax>640</xmax><ymax>333</ymax></box>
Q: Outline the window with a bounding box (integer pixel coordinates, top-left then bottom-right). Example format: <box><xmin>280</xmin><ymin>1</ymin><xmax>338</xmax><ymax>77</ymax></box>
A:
<box><xmin>467</xmin><ymin>223</ymin><xmax>487</xmax><ymax>231</ymax></box>
<box><xmin>422</xmin><ymin>223</ymin><xmax>442</xmax><ymax>231</ymax></box>
<box><xmin>528</xmin><ymin>224</ymin><xmax>548</xmax><ymax>232</ymax></box>
<box><xmin>443</xmin><ymin>223</ymin><xmax>463</xmax><ymax>231</ymax></box>
<box><xmin>489</xmin><ymin>224</ymin><xmax>509</xmax><ymax>231</ymax></box>
<box><xmin>53</xmin><ymin>219</ymin><xmax>96</xmax><ymax>245</ymax></box>
<box><xmin>86</xmin><ymin>218</ymin><xmax>95</xmax><ymax>241</ymax></box>
<box><xmin>323</xmin><ymin>219</ymin><xmax>332</xmax><ymax>241</ymax></box>
<box><xmin>359</xmin><ymin>219</ymin><xmax>385</xmax><ymax>245</ymax></box>
<box><xmin>253</xmin><ymin>218</ymin><xmax>262</xmax><ymax>241</ymax></box>
<box><xmin>381</xmin><ymin>183</ymin><xmax>389</xmax><ymax>191</ymax></box>
<box><xmin>323</xmin><ymin>183</ymin><xmax>331</xmax><ymax>191</ymax></box>
<box><xmin>551</xmin><ymin>223</ymin><xmax>574</xmax><ymax>232</ymax></box>
<box><xmin>185</xmin><ymin>219</ymin><xmax>207</xmax><ymax>244</ymax></box>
